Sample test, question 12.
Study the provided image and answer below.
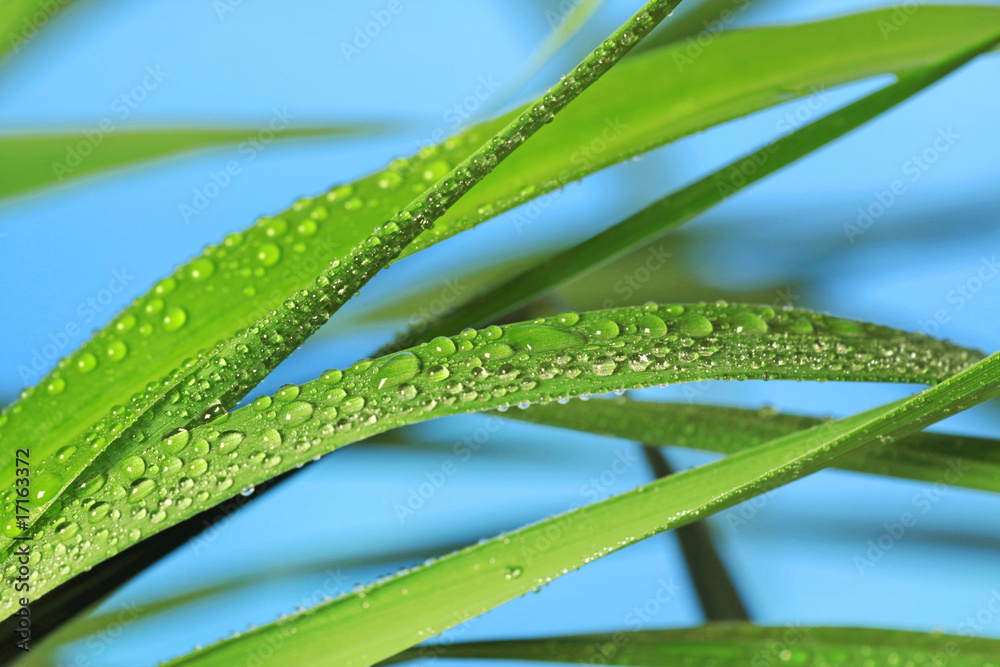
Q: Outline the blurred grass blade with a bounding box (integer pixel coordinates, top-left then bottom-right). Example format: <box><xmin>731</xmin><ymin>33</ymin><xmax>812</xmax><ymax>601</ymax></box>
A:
<box><xmin>6</xmin><ymin>303</ymin><xmax>982</xmax><ymax>617</ymax></box>
<box><xmin>163</xmin><ymin>341</ymin><xmax>1000</xmax><ymax>666</ymax></box>
<box><xmin>385</xmin><ymin>625</ymin><xmax>1000</xmax><ymax>665</ymax></box>
<box><xmin>511</xmin><ymin>397</ymin><xmax>1000</xmax><ymax>494</ymax></box>
<box><xmin>0</xmin><ymin>0</ymin><xmax>77</xmax><ymax>65</ymax></box>
<box><xmin>0</xmin><ymin>125</ymin><xmax>371</xmax><ymax>202</ymax></box>
<box><xmin>0</xmin><ymin>0</ymin><xmax>681</xmax><ymax>556</ymax></box>
<box><xmin>644</xmin><ymin>447</ymin><xmax>748</xmax><ymax>621</ymax></box>
<box><xmin>380</xmin><ymin>35</ymin><xmax>1000</xmax><ymax>352</ymax></box>
<box><xmin>3</xmin><ymin>7</ymin><xmax>997</xmax><ymax>551</ymax></box>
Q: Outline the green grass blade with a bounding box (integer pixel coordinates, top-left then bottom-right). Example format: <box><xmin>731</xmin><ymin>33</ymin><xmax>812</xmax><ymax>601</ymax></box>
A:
<box><xmin>161</xmin><ymin>338</ymin><xmax>1000</xmax><ymax>666</ymax></box>
<box><xmin>0</xmin><ymin>125</ymin><xmax>372</xmax><ymax>202</ymax></box>
<box><xmin>0</xmin><ymin>0</ymin><xmax>682</xmax><ymax>555</ymax></box>
<box><xmin>4</xmin><ymin>303</ymin><xmax>981</xmax><ymax>618</ymax></box>
<box><xmin>3</xmin><ymin>6</ymin><xmax>995</xmax><ymax>543</ymax></box>
<box><xmin>511</xmin><ymin>397</ymin><xmax>1000</xmax><ymax>494</ymax></box>
<box><xmin>385</xmin><ymin>625</ymin><xmax>1000</xmax><ymax>665</ymax></box>
<box><xmin>380</xmin><ymin>35</ymin><xmax>1000</xmax><ymax>352</ymax></box>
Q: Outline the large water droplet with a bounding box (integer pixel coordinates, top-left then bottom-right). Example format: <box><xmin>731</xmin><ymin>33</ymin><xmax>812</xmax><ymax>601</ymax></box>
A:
<box><xmin>506</xmin><ymin>325</ymin><xmax>586</xmax><ymax>352</ymax></box>
<box><xmin>375</xmin><ymin>352</ymin><xmax>421</xmax><ymax>389</ymax></box>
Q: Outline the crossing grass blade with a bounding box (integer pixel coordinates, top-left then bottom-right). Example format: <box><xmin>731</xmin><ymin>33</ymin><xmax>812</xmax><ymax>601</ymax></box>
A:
<box><xmin>0</xmin><ymin>0</ymin><xmax>683</xmax><ymax>558</ymax></box>
<box><xmin>161</xmin><ymin>341</ymin><xmax>1000</xmax><ymax>666</ymax></box>
<box><xmin>3</xmin><ymin>303</ymin><xmax>981</xmax><ymax>618</ymax></box>
<box><xmin>511</xmin><ymin>397</ymin><xmax>1000</xmax><ymax>494</ymax></box>
<box><xmin>4</xmin><ymin>9</ymin><xmax>997</xmax><ymax>537</ymax></box>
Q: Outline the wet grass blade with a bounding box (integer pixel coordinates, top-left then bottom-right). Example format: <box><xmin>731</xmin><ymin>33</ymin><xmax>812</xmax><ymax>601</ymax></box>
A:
<box><xmin>161</xmin><ymin>340</ymin><xmax>1000</xmax><ymax>666</ymax></box>
<box><xmin>384</xmin><ymin>624</ymin><xmax>1000</xmax><ymax>665</ymax></box>
<box><xmin>4</xmin><ymin>303</ymin><xmax>981</xmax><ymax>618</ymax></box>
<box><xmin>0</xmin><ymin>0</ymin><xmax>682</xmax><ymax>557</ymax></box>
<box><xmin>380</xmin><ymin>35</ymin><xmax>1000</xmax><ymax>353</ymax></box>
<box><xmin>4</xmin><ymin>6</ymin><xmax>996</xmax><ymax>551</ymax></box>
<box><xmin>510</xmin><ymin>397</ymin><xmax>1000</xmax><ymax>494</ymax></box>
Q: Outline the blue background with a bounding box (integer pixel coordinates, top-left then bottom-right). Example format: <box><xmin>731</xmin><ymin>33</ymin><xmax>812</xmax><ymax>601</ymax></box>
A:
<box><xmin>1</xmin><ymin>1</ymin><xmax>999</xmax><ymax>665</ymax></box>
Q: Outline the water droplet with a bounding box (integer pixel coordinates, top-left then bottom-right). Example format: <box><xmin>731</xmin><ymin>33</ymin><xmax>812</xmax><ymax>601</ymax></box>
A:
<box><xmin>106</xmin><ymin>340</ymin><xmax>128</xmax><ymax>361</ymax></box>
<box><xmin>504</xmin><ymin>566</ymin><xmax>523</xmax><ymax>580</ymax></box>
<box><xmin>733</xmin><ymin>311</ymin><xmax>768</xmax><ymax>335</ymax></box>
<box><xmin>427</xmin><ymin>365</ymin><xmax>450</xmax><ymax>382</ymax></box>
<box><xmin>639</xmin><ymin>314</ymin><xmax>667</xmax><ymax>337</ymax></box>
<box><xmin>479</xmin><ymin>342</ymin><xmax>514</xmax><ymax>361</ymax></box>
<box><xmin>76</xmin><ymin>352</ymin><xmax>98</xmax><ymax>373</ymax></box>
<box><xmin>188</xmin><ymin>257</ymin><xmax>216</xmax><ymax>281</ymax></box>
<box><xmin>162</xmin><ymin>429</ymin><xmax>190</xmax><ymax>454</ymax></box>
<box><xmin>275</xmin><ymin>384</ymin><xmax>300</xmax><ymax>401</ymax></box>
<box><xmin>375</xmin><ymin>352</ymin><xmax>421</xmax><ymax>389</ymax></box>
<box><xmin>428</xmin><ymin>337</ymin><xmax>456</xmax><ymax>357</ymax></box>
<box><xmin>280</xmin><ymin>402</ymin><xmax>315</xmax><ymax>426</ymax></box>
<box><xmin>89</xmin><ymin>502</ymin><xmax>111</xmax><ymax>523</ymax></box>
<box><xmin>32</xmin><ymin>474</ymin><xmax>62</xmax><ymax>502</ymax></box>
<box><xmin>46</xmin><ymin>376</ymin><xmax>66</xmax><ymax>395</ymax></box>
<box><xmin>506</xmin><ymin>325</ymin><xmax>586</xmax><ymax>352</ymax></box>
<box><xmin>162</xmin><ymin>306</ymin><xmax>188</xmax><ymax>331</ymax></box>
<box><xmin>122</xmin><ymin>455</ymin><xmax>146</xmax><ymax>478</ymax></box>
<box><xmin>556</xmin><ymin>311</ymin><xmax>580</xmax><ymax>326</ymax></box>
<box><xmin>321</xmin><ymin>369</ymin><xmax>343</xmax><ymax>385</ymax></box>
<box><xmin>128</xmin><ymin>478</ymin><xmax>156</xmax><ymax>502</ymax></box>
<box><xmin>678</xmin><ymin>314</ymin><xmax>713</xmax><ymax>338</ymax></box>
<box><xmin>257</xmin><ymin>243</ymin><xmax>282</xmax><ymax>267</ymax></box>
<box><xmin>217</xmin><ymin>431</ymin><xmax>245</xmax><ymax>454</ymax></box>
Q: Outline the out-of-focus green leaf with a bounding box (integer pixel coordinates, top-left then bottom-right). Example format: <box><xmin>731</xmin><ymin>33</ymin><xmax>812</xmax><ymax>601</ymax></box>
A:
<box><xmin>0</xmin><ymin>125</ymin><xmax>372</xmax><ymax>202</ymax></box>
<box><xmin>386</xmin><ymin>624</ymin><xmax>1000</xmax><ymax>665</ymax></box>
<box><xmin>511</xmin><ymin>397</ymin><xmax>1000</xmax><ymax>493</ymax></box>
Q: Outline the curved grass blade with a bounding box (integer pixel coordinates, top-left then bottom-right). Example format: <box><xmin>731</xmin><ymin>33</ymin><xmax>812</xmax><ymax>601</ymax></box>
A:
<box><xmin>0</xmin><ymin>125</ymin><xmax>371</xmax><ymax>203</ymax></box>
<box><xmin>161</xmin><ymin>341</ymin><xmax>1000</xmax><ymax>666</ymax></box>
<box><xmin>3</xmin><ymin>303</ymin><xmax>981</xmax><ymax>618</ymax></box>
<box><xmin>0</xmin><ymin>0</ymin><xmax>682</xmax><ymax>555</ymax></box>
<box><xmin>385</xmin><ymin>625</ymin><xmax>1000</xmax><ymax>665</ymax></box>
<box><xmin>3</xmin><ymin>6</ymin><xmax>996</xmax><ymax>545</ymax></box>
<box><xmin>511</xmin><ymin>397</ymin><xmax>1000</xmax><ymax>494</ymax></box>
<box><xmin>380</xmin><ymin>35</ymin><xmax>1000</xmax><ymax>353</ymax></box>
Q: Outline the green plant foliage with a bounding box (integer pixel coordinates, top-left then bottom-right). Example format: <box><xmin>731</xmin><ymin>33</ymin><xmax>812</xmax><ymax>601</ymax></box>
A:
<box><xmin>161</xmin><ymin>347</ymin><xmax>1000</xmax><ymax>666</ymax></box>
<box><xmin>3</xmin><ymin>303</ymin><xmax>981</xmax><ymax>615</ymax></box>
<box><xmin>386</xmin><ymin>624</ymin><xmax>1000</xmax><ymax>665</ymax></box>
<box><xmin>0</xmin><ymin>125</ymin><xmax>371</xmax><ymax>202</ymax></box>
<box><xmin>512</xmin><ymin>397</ymin><xmax>1000</xmax><ymax>493</ymax></box>
<box><xmin>0</xmin><ymin>0</ymin><xmax>681</xmax><ymax>557</ymax></box>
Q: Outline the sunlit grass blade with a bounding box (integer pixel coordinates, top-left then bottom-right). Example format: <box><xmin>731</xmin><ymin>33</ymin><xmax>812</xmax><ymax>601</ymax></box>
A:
<box><xmin>379</xmin><ymin>34</ymin><xmax>1000</xmax><ymax>353</ymax></box>
<box><xmin>0</xmin><ymin>125</ymin><xmax>372</xmax><ymax>202</ymax></box>
<box><xmin>385</xmin><ymin>624</ymin><xmax>1000</xmax><ymax>665</ymax></box>
<box><xmin>162</xmin><ymin>340</ymin><xmax>1000</xmax><ymax>666</ymax></box>
<box><xmin>511</xmin><ymin>397</ymin><xmax>1000</xmax><ymax>494</ymax></box>
<box><xmin>3</xmin><ymin>7</ymin><xmax>996</xmax><ymax>551</ymax></box>
<box><xmin>0</xmin><ymin>0</ymin><xmax>682</xmax><ymax>556</ymax></box>
<box><xmin>4</xmin><ymin>303</ymin><xmax>981</xmax><ymax>618</ymax></box>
